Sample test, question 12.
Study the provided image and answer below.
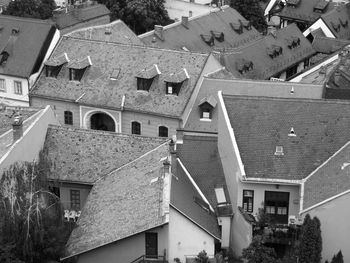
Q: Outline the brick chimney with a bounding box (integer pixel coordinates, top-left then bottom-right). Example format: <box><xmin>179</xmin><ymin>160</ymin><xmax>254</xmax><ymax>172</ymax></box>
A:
<box><xmin>182</xmin><ymin>16</ymin><xmax>189</xmax><ymax>29</ymax></box>
<box><xmin>12</xmin><ymin>115</ymin><xmax>23</xmax><ymax>142</ymax></box>
<box><xmin>154</xmin><ymin>25</ymin><xmax>164</xmax><ymax>40</ymax></box>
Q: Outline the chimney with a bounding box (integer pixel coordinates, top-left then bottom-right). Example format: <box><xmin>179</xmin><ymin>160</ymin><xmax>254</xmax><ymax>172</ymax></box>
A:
<box><xmin>169</xmin><ymin>139</ymin><xmax>177</xmax><ymax>176</ymax></box>
<box><xmin>12</xmin><ymin>115</ymin><xmax>23</xmax><ymax>142</ymax></box>
<box><xmin>154</xmin><ymin>25</ymin><xmax>164</xmax><ymax>41</ymax></box>
<box><xmin>189</xmin><ymin>10</ymin><xmax>193</xmax><ymax>17</ymax></box>
<box><xmin>163</xmin><ymin>157</ymin><xmax>171</xmax><ymax>174</ymax></box>
<box><xmin>182</xmin><ymin>16</ymin><xmax>189</xmax><ymax>29</ymax></box>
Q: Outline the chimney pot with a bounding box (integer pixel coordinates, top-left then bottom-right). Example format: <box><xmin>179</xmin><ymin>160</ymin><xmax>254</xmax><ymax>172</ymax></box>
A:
<box><xmin>182</xmin><ymin>16</ymin><xmax>189</xmax><ymax>29</ymax></box>
<box><xmin>154</xmin><ymin>25</ymin><xmax>164</xmax><ymax>40</ymax></box>
<box><xmin>12</xmin><ymin>115</ymin><xmax>23</xmax><ymax>142</ymax></box>
<box><xmin>189</xmin><ymin>10</ymin><xmax>193</xmax><ymax>17</ymax></box>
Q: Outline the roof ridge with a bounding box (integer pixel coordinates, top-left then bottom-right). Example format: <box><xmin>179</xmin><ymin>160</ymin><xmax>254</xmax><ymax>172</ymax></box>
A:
<box><xmin>0</xmin><ymin>15</ymin><xmax>54</xmax><ymax>25</ymax></box>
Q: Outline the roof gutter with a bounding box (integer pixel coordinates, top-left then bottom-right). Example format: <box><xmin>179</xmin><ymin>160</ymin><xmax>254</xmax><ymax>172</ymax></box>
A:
<box><xmin>240</xmin><ymin>176</ymin><xmax>302</xmax><ymax>185</ymax></box>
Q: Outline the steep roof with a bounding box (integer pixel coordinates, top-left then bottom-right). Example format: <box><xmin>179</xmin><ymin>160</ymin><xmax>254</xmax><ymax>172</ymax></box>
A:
<box><xmin>321</xmin><ymin>4</ymin><xmax>350</xmax><ymax>40</ymax></box>
<box><xmin>303</xmin><ymin>141</ymin><xmax>350</xmax><ymax>210</ymax></box>
<box><xmin>51</xmin><ymin>3</ymin><xmax>110</xmax><ymax>30</ymax></box>
<box><xmin>139</xmin><ymin>6</ymin><xmax>262</xmax><ymax>52</ymax></box>
<box><xmin>0</xmin><ymin>15</ymin><xmax>55</xmax><ymax>78</ymax></box>
<box><xmin>66</xmin><ymin>20</ymin><xmax>143</xmax><ymax>45</ymax></box>
<box><xmin>223</xmin><ymin>95</ymin><xmax>350</xmax><ymax>180</ymax></box>
<box><xmin>221</xmin><ymin>24</ymin><xmax>315</xmax><ymax>80</ymax></box>
<box><xmin>43</xmin><ymin>125</ymin><xmax>167</xmax><ymax>184</ymax></box>
<box><xmin>312</xmin><ymin>35</ymin><xmax>350</xmax><ymax>54</ymax></box>
<box><xmin>30</xmin><ymin>36</ymin><xmax>210</xmax><ymax>118</ymax></box>
<box><xmin>278</xmin><ymin>0</ymin><xmax>335</xmax><ymax>23</ymax></box>
<box><xmin>184</xmin><ymin>77</ymin><xmax>323</xmax><ymax>133</ymax></box>
<box><xmin>299</xmin><ymin>56</ymin><xmax>338</xmax><ymax>84</ymax></box>
<box><xmin>64</xmin><ymin>142</ymin><xmax>169</xmax><ymax>258</ymax></box>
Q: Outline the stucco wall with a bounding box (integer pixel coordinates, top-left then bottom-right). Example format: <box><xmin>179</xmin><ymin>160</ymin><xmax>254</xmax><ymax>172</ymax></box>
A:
<box><xmin>302</xmin><ymin>193</ymin><xmax>350</xmax><ymax>263</ymax></box>
<box><xmin>59</xmin><ymin>183</ymin><xmax>92</xmax><ymax>210</ymax></box>
<box><xmin>0</xmin><ymin>75</ymin><xmax>29</xmax><ymax>106</ymax></box>
<box><xmin>81</xmin><ymin>105</ymin><xmax>121</xmax><ymax>133</ymax></box>
<box><xmin>168</xmin><ymin>208</ymin><xmax>215</xmax><ymax>263</ymax></box>
<box><xmin>231</xmin><ymin>211</ymin><xmax>252</xmax><ymax>257</ymax></box>
<box><xmin>77</xmin><ymin>225</ymin><xmax>168</xmax><ymax>263</ymax></box>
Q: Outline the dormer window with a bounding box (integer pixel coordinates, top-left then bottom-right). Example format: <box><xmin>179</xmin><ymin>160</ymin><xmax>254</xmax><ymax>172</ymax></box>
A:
<box><xmin>200</xmin><ymin>34</ymin><xmax>214</xmax><ymax>46</ymax></box>
<box><xmin>44</xmin><ymin>53</ymin><xmax>69</xmax><ymax>77</ymax></box>
<box><xmin>67</xmin><ymin>56</ymin><xmax>92</xmax><ymax>82</ymax></box>
<box><xmin>198</xmin><ymin>96</ymin><xmax>217</xmax><ymax>121</ymax></box>
<box><xmin>288</xmin><ymin>127</ymin><xmax>296</xmax><ymax>137</ymax></box>
<box><xmin>164</xmin><ymin>68</ymin><xmax>189</xmax><ymax>96</ymax></box>
<box><xmin>236</xmin><ymin>59</ymin><xmax>254</xmax><ymax>74</ymax></box>
<box><xmin>267</xmin><ymin>45</ymin><xmax>283</xmax><ymax>59</ymax></box>
<box><xmin>137</xmin><ymin>78</ymin><xmax>154</xmax><ymax>91</ymax></box>
<box><xmin>239</xmin><ymin>19</ymin><xmax>252</xmax><ymax>30</ymax></box>
<box><xmin>230</xmin><ymin>22</ymin><xmax>243</xmax><ymax>34</ymax></box>
<box><xmin>45</xmin><ymin>65</ymin><xmax>62</xmax><ymax>78</ymax></box>
<box><xmin>287</xmin><ymin>37</ymin><xmax>300</xmax><ymax>49</ymax></box>
<box><xmin>0</xmin><ymin>51</ymin><xmax>9</xmax><ymax>65</ymax></box>
<box><xmin>331</xmin><ymin>22</ymin><xmax>341</xmax><ymax>33</ymax></box>
<box><xmin>210</xmin><ymin>31</ymin><xmax>224</xmax><ymax>42</ymax></box>
<box><xmin>340</xmin><ymin>18</ymin><xmax>348</xmax><ymax>28</ymax></box>
<box><xmin>135</xmin><ymin>64</ymin><xmax>161</xmax><ymax>92</ymax></box>
<box><xmin>166</xmin><ymin>82</ymin><xmax>182</xmax><ymax>95</ymax></box>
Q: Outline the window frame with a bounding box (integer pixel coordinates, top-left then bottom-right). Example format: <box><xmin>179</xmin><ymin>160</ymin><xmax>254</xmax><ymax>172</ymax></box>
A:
<box><xmin>137</xmin><ymin>77</ymin><xmax>154</xmax><ymax>92</ymax></box>
<box><xmin>158</xmin><ymin>126</ymin><xmax>168</xmax><ymax>137</ymax></box>
<box><xmin>45</xmin><ymin>65</ymin><xmax>62</xmax><ymax>78</ymax></box>
<box><xmin>165</xmin><ymin>82</ymin><xmax>182</xmax><ymax>96</ymax></box>
<box><xmin>70</xmin><ymin>189</ymin><xmax>80</xmax><ymax>210</ymax></box>
<box><xmin>14</xmin><ymin>81</ymin><xmax>22</xmax><ymax>95</ymax></box>
<box><xmin>64</xmin><ymin>110</ymin><xmax>73</xmax><ymax>125</ymax></box>
<box><xmin>242</xmin><ymin>190</ymin><xmax>254</xmax><ymax>213</ymax></box>
<box><xmin>0</xmin><ymin>78</ymin><xmax>6</xmax><ymax>92</ymax></box>
<box><xmin>69</xmin><ymin>68</ymin><xmax>85</xmax><ymax>82</ymax></box>
<box><xmin>264</xmin><ymin>191</ymin><xmax>290</xmax><ymax>224</ymax></box>
<box><xmin>131</xmin><ymin>121</ymin><xmax>141</xmax><ymax>135</ymax></box>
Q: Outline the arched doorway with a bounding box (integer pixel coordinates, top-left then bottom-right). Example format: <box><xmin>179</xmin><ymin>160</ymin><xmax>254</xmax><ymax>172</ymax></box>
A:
<box><xmin>90</xmin><ymin>112</ymin><xmax>116</xmax><ymax>132</ymax></box>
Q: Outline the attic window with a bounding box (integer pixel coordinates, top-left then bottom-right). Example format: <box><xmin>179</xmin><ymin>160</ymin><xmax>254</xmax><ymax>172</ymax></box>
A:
<box><xmin>267</xmin><ymin>45</ymin><xmax>283</xmax><ymax>59</ymax></box>
<box><xmin>137</xmin><ymin>78</ymin><xmax>154</xmax><ymax>92</ymax></box>
<box><xmin>164</xmin><ymin>68</ymin><xmax>189</xmax><ymax>95</ymax></box>
<box><xmin>0</xmin><ymin>51</ymin><xmax>9</xmax><ymax>65</ymax></box>
<box><xmin>287</xmin><ymin>37</ymin><xmax>300</xmax><ymax>49</ymax></box>
<box><xmin>200</xmin><ymin>34</ymin><xmax>214</xmax><ymax>46</ymax></box>
<box><xmin>198</xmin><ymin>96</ymin><xmax>217</xmax><ymax>120</ymax></box>
<box><xmin>331</xmin><ymin>22</ymin><xmax>341</xmax><ymax>33</ymax></box>
<box><xmin>230</xmin><ymin>22</ymin><xmax>243</xmax><ymax>34</ymax></box>
<box><xmin>45</xmin><ymin>65</ymin><xmax>62</xmax><ymax>78</ymax></box>
<box><xmin>275</xmin><ymin>146</ymin><xmax>284</xmax><ymax>156</ymax></box>
<box><xmin>339</xmin><ymin>18</ymin><xmax>348</xmax><ymax>28</ymax></box>
<box><xmin>313</xmin><ymin>1</ymin><xmax>329</xmax><ymax>13</ymax></box>
<box><xmin>67</xmin><ymin>56</ymin><xmax>91</xmax><ymax>82</ymax></box>
<box><xmin>236</xmin><ymin>59</ymin><xmax>254</xmax><ymax>74</ymax></box>
<box><xmin>286</xmin><ymin>0</ymin><xmax>301</xmax><ymax>7</ymax></box>
<box><xmin>194</xmin><ymin>196</ymin><xmax>210</xmax><ymax>213</ymax></box>
<box><xmin>288</xmin><ymin>127</ymin><xmax>296</xmax><ymax>137</ymax></box>
<box><xmin>240</xmin><ymin>19</ymin><xmax>252</xmax><ymax>30</ymax></box>
<box><xmin>211</xmin><ymin>31</ymin><xmax>224</xmax><ymax>42</ymax></box>
<box><xmin>69</xmin><ymin>68</ymin><xmax>85</xmax><ymax>81</ymax></box>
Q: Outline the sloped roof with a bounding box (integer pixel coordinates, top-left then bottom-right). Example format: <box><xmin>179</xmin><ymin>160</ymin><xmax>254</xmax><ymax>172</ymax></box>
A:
<box><xmin>325</xmin><ymin>51</ymin><xmax>350</xmax><ymax>93</ymax></box>
<box><xmin>64</xmin><ymin>142</ymin><xmax>169</xmax><ymax>258</ymax></box>
<box><xmin>321</xmin><ymin>4</ymin><xmax>350</xmax><ymax>40</ymax></box>
<box><xmin>223</xmin><ymin>95</ymin><xmax>350</xmax><ymax>180</ymax></box>
<box><xmin>43</xmin><ymin>125</ymin><xmax>167</xmax><ymax>184</ymax></box>
<box><xmin>184</xmin><ymin>77</ymin><xmax>323</xmax><ymax>133</ymax></box>
<box><xmin>221</xmin><ymin>24</ymin><xmax>316</xmax><ymax>80</ymax></box>
<box><xmin>176</xmin><ymin>135</ymin><xmax>227</xmax><ymax>207</ymax></box>
<box><xmin>66</xmin><ymin>20</ymin><xmax>143</xmax><ymax>45</ymax></box>
<box><xmin>171</xmin><ymin>156</ymin><xmax>221</xmax><ymax>239</ymax></box>
<box><xmin>312</xmin><ymin>35</ymin><xmax>350</xmax><ymax>54</ymax></box>
<box><xmin>139</xmin><ymin>6</ymin><xmax>262</xmax><ymax>52</ymax></box>
<box><xmin>303</xmin><ymin>141</ymin><xmax>350</xmax><ymax>210</ymax></box>
<box><xmin>278</xmin><ymin>0</ymin><xmax>335</xmax><ymax>23</ymax></box>
<box><xmin>0</xmin><ymin>15</ymin><xmax>55</xmax><ymax>78</ymax></box>
<box><xmin>51</xmin><ymin>3</ymin><xmax>110</xmax><ymax>30</ymax></box>
<box><xmin>299</xmin><ymin>56</ymin><xmax>338</xmax><ymax>84</ymax></box>
<box><xmin>31</xmin><ymin>36</ymin><xmax>210</xmax><ymax>118</ymax></box>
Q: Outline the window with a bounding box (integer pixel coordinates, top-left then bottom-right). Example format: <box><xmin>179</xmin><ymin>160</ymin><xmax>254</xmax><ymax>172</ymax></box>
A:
<box><xmin>70</xmin><ymin>189</ymin><xmax>80</xmax><ymax>210</ymax></box>
<box><xmin>166</xmin><ymin>82</ymin><xmax>182</xmax><ymax>95</ymax></box>
<box><xmin>243</xmin><ymin>190</ymin><xmax>254</xmax><ymax>213</ymax></box>
<box><xmin>264</xmin><ymin>191</ymin><xmax>289</xmax><ymax>224</ymax></box>
<box><xmin>158</xmin><ymin>126</ymin><xmax>168</xmax><ymax>137</ymax></box>
<box><xmin>0</xmin><ymin>79</ymin><xmax>5</xmax><ymax>92</ymax></box>
<box><xmin>45</xmin><ymin>65</ymin><xmax>62</xmax><ymax>78</ymax></box>
<box><xmin>14</xmin><ymin>81</ymin><xmax>22</xmax><ymax>95</ymax></box>
<box><xmin>131</xmin><ymin>121</ymin><xmax>141</xmax><ymax>135</ymax></box>
<box><xmin>69</xmin><ymin>68</ymin><xmax>85</xmax><ymax>81</ymax></box>
<box><xmin>64</xmin><ymin>111</ymin><xmax>73</xmax><ymax>125</ymax></box>
<box><xmin>137</xmin><ymin>77</ymin><xmax>154</xmax><ymax>91</ymax></box>
<box><xmin>215</xmin><ymin>187</ymin><xmax>226</xmax><ymax>204</ymax></box>
<box><xmin>286</xmin><ymin>65</ymin><xmax>298</xmax><ymax>79</ymax></box>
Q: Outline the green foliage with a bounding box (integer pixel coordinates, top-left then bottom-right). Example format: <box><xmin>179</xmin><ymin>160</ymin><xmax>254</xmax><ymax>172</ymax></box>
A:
<box><xmin>298</xmin><ymin>214</ymin><xmax>322</xmax><ymax>263</ymax></box>
<box><xmin>230</xmin><ymin>0</ymin><xmax>267</xmax><ymax>33</ymax></box>
<box><xmin>195</xmin><ymin>250</ymin><xmax>209</xmax><ymax>263</ymax></box>
<box><xmin>242</xmin><ymin>236</ymin><xmax>277</xmax><ymax>263</ymax></box>
<box><xmin>3</xmin><ymin>0</ymin><xmax>56</xmax><ymax>19</ymax></box>
<box><xmin>97</xmin><ymin>0</ymin><xmax>173</xmax><ymax>34</ymax></box>
<box><xmin>330</xmin><ymin>250</ymin><xmax>344</xmax><ymax>263</ymax></box>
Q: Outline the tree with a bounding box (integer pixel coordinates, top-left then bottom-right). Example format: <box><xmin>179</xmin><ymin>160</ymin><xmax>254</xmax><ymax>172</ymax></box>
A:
<box><xmin>230</xmin><ymin>0</ymin><xmax>267</xmax><ymax>33</ymax></box>
<box><xmin>330</xmin><ymin>251</ymin><xmax>344</xmax><ymax>263</ymax></box>
<box><xmin>97</xmin><ymin>0</ymin><xmax>173</xmax><ymax>34</ymax></box>
<box><xmin>298</xmin><ymin>214</ymin><xmax>322</xmax><ymax>263</ymax></box>
<box><xmin>3</xmin><ymin>0</ymin><xmax>56</xmax><ymax>19</ymax></box>
<box><xmin>242</xmin><ymin>236</ymin><xmax>277</xmax><ymax>263</ymax></box>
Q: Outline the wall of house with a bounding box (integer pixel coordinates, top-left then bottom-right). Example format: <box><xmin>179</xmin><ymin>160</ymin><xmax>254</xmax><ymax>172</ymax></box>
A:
<box><xmin>302</xmin><ymin>192</ymin><xmax>350</xmax><ymax>263</ymax></box>
<box><xmin>81</xmin><ymin>105</ymin><xmax>121</xmax><ymax>132</ymax></box>
<box><xmin>0</xmin><ymin>75</ymin><xmax>29</xmax><ymax>106</ymax></box>
<box><xmin>60</xmin><ymin>15</ymin><xmax>110</xmax><ymax>35</ymax></box>
<box><xmin>77</xmin><ymin>225</ymin><xmax>169</xmax><ymax>263</ymax></box>
<box><xmin>0</xmin><ymin>106</ymin><xmax>59</xmax><ymax>175</ymax></box>
<box><xmin>59</xmin><ymin>183</ymin><xmax>92</xmax><ymax>210</ymax></box>
<box><xmin>231</xmin><ymin>211</ymin><xmax>253</xmax><ymax>257</ymax></box>
<box><xmin>168</xmin><ymin>207</ymin><xmax>215</xmax><ymax>263</ymax></box>
<box><xmin>303</xmin><ymin>19</ymin><xmax>335</xmax><ymax>38</ymax></box>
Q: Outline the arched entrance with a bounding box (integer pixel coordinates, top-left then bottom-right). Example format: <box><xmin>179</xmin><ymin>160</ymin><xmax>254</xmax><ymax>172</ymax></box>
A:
<box><xmin>90</xmin><ymin>112</ymin><xmax>116</xmax><ymax>132</ymax></box>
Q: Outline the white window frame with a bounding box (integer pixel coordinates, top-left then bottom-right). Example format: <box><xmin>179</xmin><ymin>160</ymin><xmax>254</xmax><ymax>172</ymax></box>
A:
<box><xmin>14</xmin><ymin>81</ymin><xmax>22</xmax><ymax>95</ymax></box>
<box><xmin>0</xmin><ymin>79</ymin><xmax>5</xmax><ymax>92</ymax></box>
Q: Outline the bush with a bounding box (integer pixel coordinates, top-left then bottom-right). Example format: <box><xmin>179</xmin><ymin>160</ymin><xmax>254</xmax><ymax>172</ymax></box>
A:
<box><xmin>195</xmin><ymin>250</ymin><xmax>209</xmax><ymax>263</ymax></box>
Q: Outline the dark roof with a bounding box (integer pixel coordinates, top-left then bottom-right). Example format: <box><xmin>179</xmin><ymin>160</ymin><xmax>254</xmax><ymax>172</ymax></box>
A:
<box><xmin>31</xmin><ymin>36</ymin><xmax>210</xmax><ymax>118</ymax></box>
<box><xmin>278</xmin><ymin>0</ymin><xmax>335</xmax><ymax>23</ymax></box>
<box><xmin>312</xmin><ymin>35</ymin><xmax>350</xmax><ymax>54</ymax></box>
<box><xmin>321</xmin><ymin>4</ymin><xmax>350</xmax><ymax>40</ymax></box>
<box><xmin>303</xmin><ymin>141</ymin><xmax>350</xmax><ymax>210</ymax></box>
<box><xmin>0</xmin><ymin>15</ymin><xmax>55</xmax><ymax>78</ymax></box>
<box><xmin>176</xmin><ymin>135</ymin><xmax>228</xmax><ymax>207</ymax></box>
<box><xmin>325</xmin><ymin>50</ymin><xmax>350</xmax><ymax>94</ymax></box>
<box><xmin>67</xmin><ymin>20</ymin><xmax>143</xmax><ymax>45</ymax></box>
<box><xmin>43</xmin><ymin>125</ymin><xmax>167</xmax><ymax>184</ymax></box>
<box><xmin>51</xmin><ymin>3</ymin><xmax>110</xmax><ymax>30</ymax></box>
<box><xmin>223</xmin><ymin>95</ymin><xmax>350</xmax><ymax>180</ymax></box>
<box><xmin>184</xmin><ymin>77</ymin><xmax>323</xmax><ymax>133</ymax></box>
<box><xmin>171</xmin><ymin>157</ymin><xmax>221</xmax><ymax>239</ymax></box>
<box><xmin>221</xmin><ymin>24</ymin><xmax>316</xmax><ymax>80</ymax></box>
<box><xmin>139</xmin><ymin>6</ymin><xmax>262</xmax><ymax>52</ymax></box>
<box><xmin>65</xmin><ymin>142</ymin><xmax>169</xmax><ymax>258</ymax></box>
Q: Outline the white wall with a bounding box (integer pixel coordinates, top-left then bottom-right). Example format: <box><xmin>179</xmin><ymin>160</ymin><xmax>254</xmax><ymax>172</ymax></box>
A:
<box><xmin>0</xmin><ymin>75</ymin><xmax>29</xmax><ymax>106</ymax></box>
<box><xmin>168</xmin><ymin>208</ymin><xmax>215</xmax><ymax>263</ymax></box>
<box><xmin>303</xmin><ymin>19</ymin><xmax>335</xmax><ymax>38</ymax></box>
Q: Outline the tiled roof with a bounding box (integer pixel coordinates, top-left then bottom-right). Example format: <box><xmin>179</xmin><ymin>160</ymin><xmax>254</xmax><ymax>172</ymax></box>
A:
<box><xmin>299</xmin><ymin>57</ymin><xmax>338</xmax><ymax>84</ymax></box>
<box><xmin>66</xmin><ymin>20</ymin><xmax>143</xmax><ymax>45</ymax></box>
<box><xmin>43</xmin><ymin>125</ymin><xmax>167</xmax><ymax>184</ymax></box>
<box><xmin>31</xmin><ymin>36</ymin><xmax>210</xmax><ymax>118</ymax></box>
<box><xmin>0</xmin><ymin>15</ymin><xmax>55</xmax><ymax>78</ymax></box>
<box><xmin>139</xmin><ymin>6</ymin><xmax>262</xmax><ymax>52</ymax></box>
<box><xmin>51</xmin><ymin>3</ymin><xmax>110</xmax><ymax>30</ymax></box>
<box><xmin>321</xmin><ymin>4</ymin><xmax>350</xmax><ymax>40</ymax></box>
<box><xmin>223</xmin><ymin>95</ymin><xmax>350</xmax><ymax>180</ymax></box>
<box><xmin>221</xmin><ymin>24</ymin><xmax>316</xmax><ymax>80</ymax></box>
<box><xmin>312</xmin><ymin>35</ymin><xmax>350</xmax><ymax>54</ymax></box>
<box><xmin>176</xmin><ymin>135</ymin><xmax>227</xmax><ymax>207</ymax></box>
<box><xmin>171</xmin><ymin>156</ymin><xmax>221</xmax><ymax>239</ymax></box>
<box><xmin>303</xmin><ymin>141</ymin><xmax>350</xmax><ymax>210</ymax></box>
<box><xmin>184</xmin><ymin>77</ymin><xmax>323</xmax><ymax>133</ymax></box>
<box><xmin>65</xmin><ymin>142</ymin><xmax>169</xmax><ymax>258</ymax></box>
<box><xmin>278</xmin><ymin>0</ymin><xmax>335</xmax><ymax>23</ymax></box>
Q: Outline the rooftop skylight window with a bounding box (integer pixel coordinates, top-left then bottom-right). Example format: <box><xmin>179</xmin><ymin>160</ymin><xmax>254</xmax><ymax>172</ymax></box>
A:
<box><xmin>110</xmin><ymin>68</ymin><xmax>120</xmax><ymax>80</ymax></box>
<box><xmin>200</xmin><ymin>34</ymin><xmax>214</xmax><ymax>46</ymax></box>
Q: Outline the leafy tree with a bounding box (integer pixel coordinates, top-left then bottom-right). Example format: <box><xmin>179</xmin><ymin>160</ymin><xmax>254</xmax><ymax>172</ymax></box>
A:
<box><xmin>230</xmin><ymin>0</ymin><xmax>267</xmax><ymax>33</ymax></box>
<box><xmin>330</xmin><ymin>251</ymin><xmax>344</xmax><ymax>263</ymax></box>
<box><xmin>298</xmin><ymin>214</ymin><xmax>322</xmax><ymax>263</ymax></box>
<box><xmin>3</xmin><ymin>0</ymin><xmax>56</xmax><ymax>19</ymax></box>
<box><xmin>242</xmin><ymin>235</ymin><xmax>277</xmax><ymax>263</ymax></box>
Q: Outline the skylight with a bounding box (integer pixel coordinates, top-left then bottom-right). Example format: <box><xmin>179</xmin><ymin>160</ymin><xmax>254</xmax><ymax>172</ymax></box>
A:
<box><xmin>215</xmin><ymin>187</ymin><xmax>226</xmax><ymax>204</ymax></box>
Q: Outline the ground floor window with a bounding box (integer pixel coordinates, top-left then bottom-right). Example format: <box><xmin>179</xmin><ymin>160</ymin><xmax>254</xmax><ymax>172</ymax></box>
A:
<box><xmin>243</xmin><ymin>190</ymin><xmax>254</xmax><ymax>213</ymax></box>
<box><xmin>264</xmin><ymin>191</ymin><xmax>289</xmax><ymax>224</ymax></box>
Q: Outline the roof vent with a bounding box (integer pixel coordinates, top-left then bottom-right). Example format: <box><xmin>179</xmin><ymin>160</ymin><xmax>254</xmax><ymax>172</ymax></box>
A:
<box><xmin>200</xmin><ymin>34</ymin><xmax>214</xmax><ymax>46</ymax></box>
<box><xmin>290</xmin><ymin>86</ymin><xmax>294</xmax><ymax>94</ymax></box>
<box><xmin>288</xmin><ymin>127</ymin><xmax>296</xmax><ymax>137</ymax></box>
<box><xmin>275</xmin><ymin>146</ymin><xmax>284</xmax><ymax>156</ymax></box>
